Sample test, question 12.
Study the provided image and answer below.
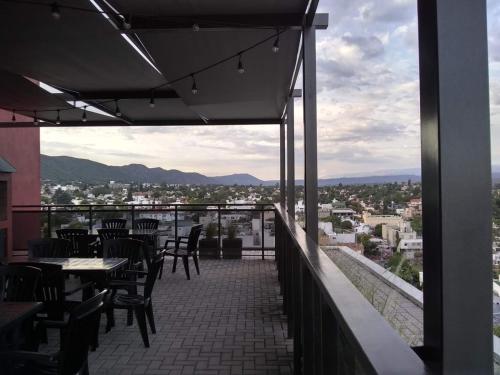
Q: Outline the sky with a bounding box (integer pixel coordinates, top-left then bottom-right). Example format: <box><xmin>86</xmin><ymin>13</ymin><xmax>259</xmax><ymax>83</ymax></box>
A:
<box><xmin>40</xmin><ymin>0</ymin><xmax>500</xmax><ymax>180</ymax></box>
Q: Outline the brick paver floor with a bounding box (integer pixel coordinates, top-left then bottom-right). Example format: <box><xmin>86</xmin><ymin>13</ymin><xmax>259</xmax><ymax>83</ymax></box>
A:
<box><xmin>41</xmin><ymin>258</ymin><xmax>293</xmax><ymax>375</ymax></box>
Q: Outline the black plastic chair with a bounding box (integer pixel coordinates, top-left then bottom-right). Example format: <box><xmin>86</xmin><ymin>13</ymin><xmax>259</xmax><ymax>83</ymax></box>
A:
<box><xmin>162</xmin><ymin>224</ymin><xmax>203</xmax><ymax>280</ymax></box>
<box><xmin>133</xmin><ymin>219</ymin><xmax>159</xmax><ymax>230</ymax></box>
<box><xmin>0</xmin><ymin>265</ymin><xmax>41</xmax><ymax>302</ymax></box>
<box><xmin>0</xmin><ymin>289</ymin><xmax>107</xmax><ymax>375</ymax></box>
<box><xmin>102</xmin><ymin>218</ymin><xmax>127</xmax><ymax>229</ymax></box>
<box><xmin>56</xmin><ymin>229</ymin><xmax>91</xmax><ymax>258</ymax></box>
<box><xmin>105</xmin><ymin>256</ymin><xmax>162</xmax><ymax>348</ymax></box>
<box><xmin>97</xmin><ymin>229</ymin><xmax>130</xmax><ymax>257</ymax></box>
<box><xmin>27</xmin><ymin>239</ymin><xmax>70</xmax><ymax>258</ymax></box>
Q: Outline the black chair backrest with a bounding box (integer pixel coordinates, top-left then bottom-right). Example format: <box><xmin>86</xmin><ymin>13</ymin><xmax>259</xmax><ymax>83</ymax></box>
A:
<box><xmin>98</xmin><ymin>228</ymin><xmax>130</xmax><ymax>242</ymax></box>
<box><xmin>28</xmin><ymin>238</ymin><xmax>70</xmax><ymax>258</ymax></box>
<box><xmin>144</xmin><ymin>255</ymin><xmax>163</xmax><ymax>299</ymax></box>
<box><xmin>56</xmin><ymin>229</ymin><xmax>90</xmax><ymax>257</ymax></box>
<box><xmin>58</xmin><ymin>289</ymin><xmax>107</xmax><ymax>375</ymax></box>
<box><xmin>102</xmin><ymin>238</ymin><xmax>143</xmax><ymax>271</ymax></box>
<box><xmin>13</xmin><ymin>262</ymin><xmax>65</xmax><ymax>320</ymax></box>
<box><xmin>133</xmin><ymin>218</ymin><xmax>159</xmax><ymax>230</ymax></box>
<box><xmin>186</xmin><ymin>224</ymin><xmax>203</xmax><ymax>252</ymax></box>
<box><xmin>102</xmin><ymin>219</ymin><xmax>127</xmax><ymax>229</ymax></box>
<box><xmin>0</xmin><ymin>265</ymin><xmax>41</xmax><ymax>302</ymax></box>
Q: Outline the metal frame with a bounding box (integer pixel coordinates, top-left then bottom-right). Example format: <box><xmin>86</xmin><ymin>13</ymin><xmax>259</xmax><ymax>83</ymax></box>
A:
<box><xmin>417</xmin><ymin>0</ymin><xmax>492</xmax><ymax>372</ymax></box>
<box><xmin>126</xmin><ymin>13</ymin><xmax>329</xmax><ymax>31</ymax></box>
<box><xmin>302</xmin><ymin>25</ymin><xmax>318</xmax><ymax>243</ymax></box>
<box><xmin>280</xmin><ymin>120</ymin><xmax>286</xmax><ymax>206</ymax></box>
<box><xmin>287</xmin><ymin>94</ymin><xmax>297</xmax><ymax>216</ymax></box>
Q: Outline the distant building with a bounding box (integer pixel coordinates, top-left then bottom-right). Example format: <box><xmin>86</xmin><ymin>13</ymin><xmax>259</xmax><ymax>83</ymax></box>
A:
<box><xmin>397</xmin><ymin>239</ymin><xmax>423</xmax><ymax>259</ymax></box>
<box><xmin>362</xmin><ymin>212</ymin><xmax>403</xmax><ymax>227</ymax></box>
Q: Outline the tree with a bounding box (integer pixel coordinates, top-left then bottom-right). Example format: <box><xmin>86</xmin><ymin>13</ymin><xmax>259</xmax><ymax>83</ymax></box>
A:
<box><xmin>53</xmin><ymin>188</ymin><xmax>73</xmax><ymax>205</ymax></box>
<box><xmin>374</xmin><ymin>223</ymin><xmax>383</xmax><ymax>237</ymax></box>
<box><xmin>411</xmin><ymin>217</ymin><xmax>423</xmax><ymax>236</ymax></box>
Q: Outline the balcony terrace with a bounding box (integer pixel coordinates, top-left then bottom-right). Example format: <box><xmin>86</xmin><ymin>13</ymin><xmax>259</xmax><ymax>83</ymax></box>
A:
<box><xmin>0</xmin><ymin>0</ymin><xmax>495</xmax><ymax>373</ymax></box>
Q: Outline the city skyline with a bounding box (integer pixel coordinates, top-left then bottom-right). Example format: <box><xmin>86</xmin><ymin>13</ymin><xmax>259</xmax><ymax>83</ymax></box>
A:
<box><xmin>40</xmin><ymin>0</ymin><xmax>500</xmax><ymax>180</ymax></box>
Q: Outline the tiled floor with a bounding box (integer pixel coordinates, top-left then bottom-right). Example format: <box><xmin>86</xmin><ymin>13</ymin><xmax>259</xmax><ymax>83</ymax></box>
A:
<box><xmin>42</xmin><ymin>258</ymin><xmax>293</xmax><ymax>375</ymax></box>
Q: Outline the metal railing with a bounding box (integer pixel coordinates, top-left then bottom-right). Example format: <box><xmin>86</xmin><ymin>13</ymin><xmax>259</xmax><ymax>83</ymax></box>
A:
<box><xmin>12</xmin><ymin>203</ymin><xmax>275</xmax><ymax>258</ymax></box>
<box><xmin>274</xmin><ymin>204</ymin><xmax>431</xmax><ymax>374</ymax></box>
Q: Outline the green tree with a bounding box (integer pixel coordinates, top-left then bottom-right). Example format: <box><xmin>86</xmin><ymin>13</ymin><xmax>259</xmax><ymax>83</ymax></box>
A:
<box><xmin>53</xmin><ymin>188</ymin><xmax>73</xmax><ymax>205</ymax></box>
<box><xmin>411</xmin><ymin>217</ymin><xmax>423</xmax><ymax>236</ymax></box>
<box><xmin>374</xmin><ymin>223</ymin><xmax>383</xmax><ymax>237</ymax></box>
<box><xmin>341</xmin><ymin>220</ymin><xmax>353</xmax><ymax>230</ymax></box>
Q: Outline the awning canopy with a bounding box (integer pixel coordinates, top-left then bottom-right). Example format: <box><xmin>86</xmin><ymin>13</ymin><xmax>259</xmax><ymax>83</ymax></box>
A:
<box><xmin>0</xmin><ymin>0</ymin><xmax>325</xmax><ymax>127</ymax></box>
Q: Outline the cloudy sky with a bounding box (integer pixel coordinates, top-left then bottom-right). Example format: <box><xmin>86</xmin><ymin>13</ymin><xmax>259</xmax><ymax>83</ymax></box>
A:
<box><xmin>41</xmin><ymin>0</ymin><xmax>500</xmax><ymax>180</ymax></box>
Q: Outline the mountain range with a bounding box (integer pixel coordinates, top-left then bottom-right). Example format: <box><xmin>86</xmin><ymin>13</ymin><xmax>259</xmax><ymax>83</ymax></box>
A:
<box><xmin>41</xmin><ymin>154</ymin><xmax>500</xmax><ymax>186</ymax></box>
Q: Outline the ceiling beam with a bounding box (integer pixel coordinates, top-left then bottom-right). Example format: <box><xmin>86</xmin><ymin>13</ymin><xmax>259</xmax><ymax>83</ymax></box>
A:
<box><xmin>126</xmin><ymin>13</ymin><xmax>328</xmax><ymax>31</ymax></box>
<box><xmin>0</xmin><ymin>119</ymin><xmax>281</xmax><ymax>128</ymax></box>
<box><xmin>70</xmin><ymin>90</ymin><xmax>180</xmax><ymax>100</ymax></box>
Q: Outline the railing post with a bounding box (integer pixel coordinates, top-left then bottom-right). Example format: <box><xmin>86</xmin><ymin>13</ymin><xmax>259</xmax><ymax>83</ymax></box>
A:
<box><xmin>131</xmin><ymin>205</ymin><xmax>135</xmax><ymax>228</ymax></box>
<box><xmin>218</xmin><ymin>204</ymin><xmax>222</xmax><ymax>251</ymax></box>
<box><xmin>174</xmin><ymin>205</ymin><xmax>178</xmax><ymax>243</ymax></box>
<box><xmin>261</xmin><ymin>207</ymin><xmax>265</xmax><ymax>260</ymax></box>
<box><xmin>47</xmin><ymin>206</ymin><xmax>52</xmax><ymax>238</ymax></box>
<box><xmin>88</xmin><ymin>205</ymin><xmax>93</xmax><ymax>233</ymax></box>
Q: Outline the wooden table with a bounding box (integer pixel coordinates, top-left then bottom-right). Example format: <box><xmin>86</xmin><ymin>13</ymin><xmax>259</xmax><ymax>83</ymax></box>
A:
<box><xmin>0</xmin><ymin>302</ymin><xmax>44</xmax><ymax>350</ymax></box>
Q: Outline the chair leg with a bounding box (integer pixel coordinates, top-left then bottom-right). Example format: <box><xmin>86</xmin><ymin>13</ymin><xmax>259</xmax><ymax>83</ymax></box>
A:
<box><xmin>145</xmin><ymin>302</ymin><xmax>156</xmax><ymax>334</ymax></box>
<box><xmin>127</xmin><ymin>308</ymin><xmax>134</xmax><ymax>326</ymax></box>
<box><xmin>182</xmin><ymin>256</ymin><xmax>190</xmax><ymax>280</ymax></box>
<box><xmin>79</xmin><ymin>359</ymin><xmax>89</xmax><ymax>375</ymax></box>
<box><xmin>134</xmin><ymin>306</ymin><xmax>150</xmax><ymax>348</ymax></box>
<box><xmin>105</xmin><ymin>306</ymin><xmax>115</xmax><ymax>333</ymax></box>
<box><xmin>158</xmin><ymin>257</ymin><xmax>164</xmax><ymax>280</ymax></box>
<box><xmin>172</xmin><ymin>255</ymin><xmax>178</xmax><ymax>273</ymax></box>
<box><xmin>192</xmin><ymin>253</ymin><xmax>200</xmax><ymax>275</ymax></box>
<box><xmin>91</xmin><ymin>311</ymin><xmax>101</xmax><ymax>351</ymax></box>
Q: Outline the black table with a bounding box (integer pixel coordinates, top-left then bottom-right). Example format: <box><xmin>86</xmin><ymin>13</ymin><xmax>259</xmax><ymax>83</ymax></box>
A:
<box><xmin>0</xmin><ymin>302</ymin><xmax>44</xmax><ymax>350</ymax></box>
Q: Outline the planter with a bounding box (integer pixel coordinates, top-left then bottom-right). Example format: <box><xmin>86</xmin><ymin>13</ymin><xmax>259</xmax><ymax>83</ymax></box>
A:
<box><xmin>199</xmin><ymin>238</ymin><xmax>220</xmax><ymax>259</ymax></box>
<box><xmin>222</xmin><ymin>238</ymin><xmax>243</xmax><ymax>259</ymax></box>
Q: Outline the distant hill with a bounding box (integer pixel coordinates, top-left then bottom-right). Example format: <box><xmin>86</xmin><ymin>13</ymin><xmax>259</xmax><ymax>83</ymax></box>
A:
<box><xmin>41</xmin><ymin>154</ymin><xmax>500</xmax><ymax>186</ymax></box>
<box><xmin>41</xmin><ymin>155</ymin><xmax>265</xmax><ymax>185</ymax></box>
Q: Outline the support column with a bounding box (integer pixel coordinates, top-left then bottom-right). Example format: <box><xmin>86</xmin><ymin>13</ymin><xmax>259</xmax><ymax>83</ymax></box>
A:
<box><xmin>418</xmin><ymin>0</ymin><xmax>492</xmax><ymax>372</ymax></box>
<box><xmin>287</xmin><ymin>96</ymin><xmax>295</xmax><ymax>217</ymax></box>
<box><xmin>280</xmin><ymin>120</ymin><xmax>286</xmax><ymax>206</ymax></box>
<box><xmin>303</xmin><ymin>26</ymin><xmax>318</xmax><ymax>243</ymax></box>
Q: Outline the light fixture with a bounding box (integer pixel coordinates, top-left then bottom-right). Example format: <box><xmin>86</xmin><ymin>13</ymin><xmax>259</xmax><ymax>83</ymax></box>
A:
<box><xmin>122</xmin><ymin>14</ymin><xmax>131</xmax><ymax>30</ymax></box>
<box><xmin>149</xmin><ymin>91</ymin><xmax>155</xmax><ymax>108</ymax></box>
<box><xmin>237</xmin><ymin>54</ymin><xmax>245</xmax><ymax>74</ymax></box>
<box><xmin>115</xmin><ymin>100</ymin><xmax>121</xmax><ymax>117</ymax></box>
<box><xmin>193</xmin><ymin>23</ymin><xmax>200</xmax><ymax>32</ymax></box>
<box><xmin>11</xmin><ymin>110</ymin><xmax>16</xmax><ymax>122</ymax></box>
<box><xmin>272</xmin><ymin>31</ymin><xmax>280</xmax><ymax>53</ymax></box>
<box><xmin>82</xmin><ymin>106</ymin><xmax>87</xmax><ymax>122</ymax></box>
<box><xmin>191</xmin><ymin>75</ymin><xmax>198</xmax><ymax>95</ymax></box>
<box><xmin>56</xmin><ymin>109</ymin><xmax>61</xmax><ymax>125</ymax></box>
<box><xmin>51</xmin><ymin>2</ymin><xmax>61</xmax><ymax>20</ymax></box>
<box><xmin>34</xmin><ymin>111</ymin><xmax>38</xmax><ymax>125</ymax></box>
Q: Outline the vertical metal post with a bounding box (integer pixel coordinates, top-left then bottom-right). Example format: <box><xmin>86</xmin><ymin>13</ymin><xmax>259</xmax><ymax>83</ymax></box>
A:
<box><xmin>218</xmin><ymin>204</ymin><xmax>222</xmax><ymax>251</ymax></box>
<box><xmin>287</xmin><ymin>96</ymin><xmax>296</xmax><ymax>217</ymax></box>
<box><xmin>280</xmin><ymin>120</ymin><xmax>286</xmax><ymax>206</ymax></box>
<box><xmin>174</xmin><ymin>205</ymin><xmax>178</xmax><ymax>243</ymax></box>
<box><xmin>131</xmin><ymin>205</ymin><xmax>135</xmax><ymax>228</ymax></box>
<box><xmin>47</xmin><ymin>206</ymin><xmax>52</xmax><ymax>238</ymax></box>
<box><xmin>261</xmin><ymin>207</ymin><xmax>265</xmax><ymax>260</ymax></box>
<box><xmin>303</xmin><ymin>26</ymin><xmax>318</xmax><ymax>243</ymax></box>
<box><xmin>88</xmin><ymin>205</ymin><xmax>93</xmax><ymax>233</ymax></box>
<box><xmin>418</xmin><ymin>0</ymin><xmax>492</xmax><ymax>372</ymax></box>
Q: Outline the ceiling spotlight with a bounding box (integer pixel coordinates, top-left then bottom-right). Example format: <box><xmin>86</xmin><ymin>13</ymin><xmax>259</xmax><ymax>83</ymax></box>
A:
<box><xmin>149</xmin><ymin>91</ymin><xmax>155</xmax><ymax>108</ymax></box>
<box><xmin>237</xmin><ymin>54</ymin><xmax>245</xmax><ymax>74</ymax></box>
<box><xmin>51</xmin><ymin>2</ymin><xmax>61</xmax><ymax>20</ymax></box>
<box><xmin>191</xmin><ymin>75</ymin><xmax>198</xmax><ymax>95</ymax></box>
<box><xmin>193</xmin><ymin>23</ymin><xmax>200</xmax><ymax>32</ymax></box>
<box><xmin>82</xmin><ymin>106</ymin><xmax>87</xmax><ymax>122</ymax></box>
<box><xmin>56</xmin><ymin>109</ymin><xmax>61</xmax><ymax>125</ymax></box>
<box><xmin>34</xmin><ymin>111</ymin><xmax>38</xmax><ymax>125</ymax></box>
<box><xmin>11</xmin><ymin>110</ymin><xmax>16</xmax><ymax>122</ymax></box>
<box><xmin>272</xmin><ymin>31</ymin><xmax>280</xmax><ymax>53</ymax></box>
<box><xmin>115</xmin><ymin>100</ymin><xmax>122</xmax><ymax>117</ymax></box>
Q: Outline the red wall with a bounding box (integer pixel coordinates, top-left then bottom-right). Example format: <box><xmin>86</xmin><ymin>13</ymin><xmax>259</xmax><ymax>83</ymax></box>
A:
<box><xmin>0</xmin><ymin>109</ymin><xmax>41</xmax><ymax>254</ymax></box>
